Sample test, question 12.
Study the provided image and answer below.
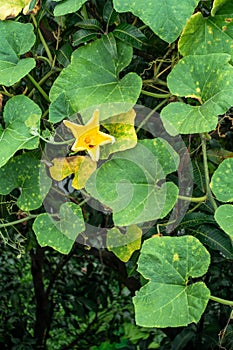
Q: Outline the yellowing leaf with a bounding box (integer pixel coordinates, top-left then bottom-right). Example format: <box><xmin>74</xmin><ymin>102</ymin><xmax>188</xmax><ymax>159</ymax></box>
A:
<box><xmin>107</xmin><ymin>225</ymin><xmax>142</xmax><ymax>262</ymax></box>
<box><xmin>0</xmin><ymin>0</ymin><xmax>31</xmax><ymax>20</ymax></box>
<box><xmin>101</xmin><ymin>109</ymin><xmax>137</xmax><ymax>158</ymax></box>
<box><xmin>49</xmin><ymin>155</ymin><xmax>96</xmax><ymax>190</ymax></box>
<box><xmin>63</xmin><ymin>110</ymin><xmax>115</xmax><ymax>161</ymax></box>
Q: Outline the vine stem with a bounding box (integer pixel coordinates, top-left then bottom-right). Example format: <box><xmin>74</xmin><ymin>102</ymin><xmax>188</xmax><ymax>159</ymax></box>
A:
<box><xmin>141</xmin><ymin>89</ymin><xmax>171</xmax><ymax>99</ymax></box>
<box><xmin>0</xmin><ymin>214</ymin><xmax>38</xmax><ymax>228</ymax></box>
<box><xmin>178</xmin><ymin>194</ymin><xmax>207</xmax><ymax>203</ymax></box>
<box><xmin>210</xmin><ymin>295</ymin><xmax>233</xmax><ymax>307</ymax></box>
<box><xmin>143</xmin><ymin>78</ymin><xmax>168</xmax><ymax>86</ymax></box>
<box><xmin>200</xmin><ymin>134</ymin><xmax>218</xmax><ymax>211</ymax></box>
<box><xmin>28</xmin><ymin>68</ymin><xmax>60</xmax><ymax>99</ymax></box>
<box><xmin>27</xmin><ymin>74</ymin><xmax>50</xmax><ymax>102</ymax></box>
<box><xmin>0</xmin><ymin>86</ymin><xmax>14</xmax><ymax>97</ymax></box>
<box><xmin>136</xmin><ymin>98</ymin><xmax>169</xmax><ymax>132</ymax></box>
<box><xmin>37</xmin><ymin>133</ymin><xmax>74</xmax><ymax>145</ymax></box>
<box><xmin>31</xmin><ymin>15</ymin><xmax>53</xmax><ymax>65</ymax></box>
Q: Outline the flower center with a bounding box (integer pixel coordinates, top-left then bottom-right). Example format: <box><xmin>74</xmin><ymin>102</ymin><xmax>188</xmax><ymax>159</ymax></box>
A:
<box><xmin>84</xmin><ymin>135</ymin><xmax>95</xmax><ymax>148</ymax></box>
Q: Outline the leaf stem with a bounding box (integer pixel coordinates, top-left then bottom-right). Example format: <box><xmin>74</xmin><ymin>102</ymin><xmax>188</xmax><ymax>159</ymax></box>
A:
<box><xmin>36</xmin><ymin>56</ymin><xmax>52</xmax><ymax>66</ymax></box>
<box><xmin>141</xmin><ymin>89</ymin><xmax>171</xmax><ymax>99</ymax></box>
<box><xmin>0</xmin><ymin>215</ymin><xmax>38</xmax><ymax>228</ymax></box>
<box><xmin>0</xmin><ymin>86</ymin><xmax>14</xmax><ymax>97</ymax></box>
<box><xmin>200</xmin><ymin>134</ymin><xmax>218</xmax><ymax>211</ymax></box>
<box><xmin>138</xmin><ymin>24</ymin><xmax>148</xmax><ymax>30</ymax></box>
<box><xmin>210</xmin><ymin>295</ymin><xmax>233</xmax><ymax>306</ymax></box>
<box><xmin>28</xmin><ymin>68</ymin><xmax>60</xmax><ymax>99</ymax></box>
<box><xmin>31</xmin><ymin>15</ymin><xmax>53</xmax><ymax>65</ymax></box>
<box><xmin>27</xmin><ymin>74</ymin><xmax>50</xmax><ymax>102</ymax></box>
<box><xmin>136</xmin><ymin>98</ymin><xmax>168</xmax><ymax>132</ymax></box>
<box><xmin>143</xmin><ymin>78</ymin><xmax>168</xmax><ymax>86</ymax></box>
<box><xmin>37</xmin><ymin>133</ymin><xmax>75</xmax><ymax>145</ymax></box>
<box><xmin>178</xmin><ymin>194</ymin><xmax>207</xmax><ymax>203</ymax></box>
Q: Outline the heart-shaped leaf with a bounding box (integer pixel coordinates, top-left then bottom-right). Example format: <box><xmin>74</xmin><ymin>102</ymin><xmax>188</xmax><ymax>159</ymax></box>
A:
<box><xmin>86</xmin><ymin>139</ymin><xmax>179</xmax><ymax>226</ymax></box>
<box><xmin>0</xmin><ymin>21</ymin><xmax>36</xmax><ymax>86</ymax></box>
<box><xmin>179</xmin><ymin>2</ymin><xmax>233</xmax><ymax>59</ymax></box>
<box><xmin>210</xmin><ymin>158</ymin><xmax>233</xmax><ymax>202</ymax></box>
<box><xmin>133</xmin><ymin>236</ymin><xmax>211</xmax><ymax>327</ymax></box>
<box><xmin>33</xmin><ymin>202</ymin><xmax>85</xmax><ymax>254</ymax></box>
<box><xmin>215</xmin><ymin>204</ymin><xmax>233</xmax><ymax>240</ymax></box>
<box><xmin>161</xmin><ymin>54</ymin><xmax>233</xmax><ymax>135</ymax></box>
<box><xmin>107</xmin><ymin>225</ymin><xmax>142</xmax><ymax>262</ymax></box>
<box><xmin>0</xmin><ymin>153</ymin><xmax>51</xmax><ymax>211</ymax></box>
<box><xmin>0</xmin><ymin>95</ymin><xmax>41</xmax><ymax>168</ymax></box>
<box><xmin>49</xmin><ymin>34</ymin><xmax>142</xmax><ymax>123</ymax></box>
<box><xmin>113</xmin><ymin>0</ymin><xmax>199</xmax><ymax>43</ymax></box>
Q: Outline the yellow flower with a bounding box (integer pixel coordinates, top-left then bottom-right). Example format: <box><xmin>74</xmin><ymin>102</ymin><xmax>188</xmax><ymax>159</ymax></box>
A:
<box><xmin>63</xmin><ymin>110</ymin><xmax>115</xmax><ymax>161</ymax></box>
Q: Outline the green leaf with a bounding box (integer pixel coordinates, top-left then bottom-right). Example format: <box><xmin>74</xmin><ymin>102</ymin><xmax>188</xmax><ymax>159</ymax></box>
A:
<box><xmin>49</xmin><ymin>34</ymin><xmax>142</xmax><ymax>123</ymax></box>
<box><xmin>107</xmin><ymin>225</ymin><xmax>142</xmax><ymax>262</ymax></box>
<box><xmin>54</xmin><ymin>0</ymin><xmax>87</xmax><ymax>16</ymax></box>
<box><xmin>171</xmin><ymin>327</ymin><xmax>196</xmax><ymax>350</ymax></box>
<box><xmin>72</xmin><ymin>29</ymin><xmax>98</xmax><ymax>47</ymax></box>
<box><xmin>56</xmin><ymin>43</ymin><xmax>73</xmax><ymax>67</ymax></box>
<box><xmin>0</xmin><ymin>95</ymin><xmax>41</xmax><ymax>168</ymax></box>
<box><xmin>49</xmin><ymin>93</ymin><xmax>77</xmax><ymax>124</ymax></box>
<box><xmin>103</xmin><ymin>0</ymin><xmax>119</xmax><ymax>26</ymax></box>
<box><xmin>133</xmin><ymin>236</ymin><xmax>211</xmax><ymax>328</ymax></box>
<box><xmin>210</xmin><ymin>158</ymin><xmax>233</xmax><ymax>202</ymax></box>
<box><xmin>113</xmin><ymin>0</ymin><xmax>199</xmax><ymax>43</ymax></box>
<box><xmin>179</xmin><ymin>10</ymin><xmax>233</xmax><ymax>60</ymax></box>
<box><xmin>86</xmin><ymin>139</ymin><xmax>179</xmax><ymax>226</ymax></box>
<box><xmin>215</xmin><ymin>205</ymin><xmax>233</xmax><ymax>240</ymax></box>
<box><xmin>178</xmin><ymin>212</ymin><xmax>216</xmax><ymax>229</ymax></box>
<box><xmin>187</xmin><ymin>224</ymin><xmax>233</xmax><ymax>259</ymax></box>
<box><xmin>113</xmin><ymin>23</ymin><xmax>148</xmax><ymax>49</ymax></box>
<box><xmin>101</xmin><ymin>109</ymin><xmax>137</xmax><ymax>158</ymax></box>
<box><xmin>28</xmin><ymin>0</ymin><xmax>37</xmax><ymax>11</ymax></box>
<box><xmin>75</xmin><ymin>19</ymin><xmax>102</xmax><ymax>31</ymax></box>
<box><xmin>0</xmin><ymin>153</ymin><xmax>51</xmax><ymax>211</ymax></box>
<box><xmin>0</xmin><ymin>21</ymin><xmax>36</xmax><ymax>86</ymax></box>
<box><xmin>211</xmin><ymin>0</ymin><xmax>233</xmax><ymax>17</ymax></box>
<box><xmin>161</xmin><ymin>54</ymin><xmax>233</xmax><ymax>135</ymax></box>
<box><xmin>33</xmin><ymin>202</ymin><xmax>85</xmax><ymax>254</ymax></box>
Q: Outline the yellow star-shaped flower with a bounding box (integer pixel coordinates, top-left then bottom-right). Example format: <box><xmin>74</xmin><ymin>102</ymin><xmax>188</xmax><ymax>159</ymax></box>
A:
<box><xmin>63</xmin><ymin>110</ymin><xmax>115</xmax><ymax>161</ymax></box>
